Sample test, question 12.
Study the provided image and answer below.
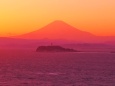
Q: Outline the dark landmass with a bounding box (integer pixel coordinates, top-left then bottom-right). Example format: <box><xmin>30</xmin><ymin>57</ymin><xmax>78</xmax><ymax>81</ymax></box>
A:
<box><xmin>0</xmin><ymin>37</ymin><xmax>115</xmax><ymax>52</ymax></box>
<box><xmin>110</xmin><ymin>51</ymin><xmax>115</xmax><ymax>53</ymax></box>
<box><xmin>36</xmin><ymin>45</ymin><xmax>77</xmax><ymax>52</ymax></box>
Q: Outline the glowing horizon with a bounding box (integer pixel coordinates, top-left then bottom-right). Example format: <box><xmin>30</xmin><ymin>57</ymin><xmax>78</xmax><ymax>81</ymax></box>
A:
<box><xmin>0</xmin><ymin>0</ymin><xmax>115</xmax><ymax>36</ymax></box>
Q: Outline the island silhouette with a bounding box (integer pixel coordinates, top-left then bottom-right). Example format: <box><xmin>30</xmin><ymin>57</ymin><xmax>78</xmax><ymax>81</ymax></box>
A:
<box><xmin>36</xmin><ymin>45</ymin><xmax>77</xmax><ymax>52</ymax></box>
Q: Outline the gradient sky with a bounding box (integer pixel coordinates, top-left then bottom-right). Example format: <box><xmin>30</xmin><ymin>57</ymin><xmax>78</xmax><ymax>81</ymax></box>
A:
<box><xmin>0</xmin><ymin>0</ymin><xmax>115</xmax><ymax>36</ymax></box>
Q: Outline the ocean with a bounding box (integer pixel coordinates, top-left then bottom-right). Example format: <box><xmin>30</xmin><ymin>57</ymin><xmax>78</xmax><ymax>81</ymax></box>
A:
<box><xmin>0</xmin><ymin>49</ymin><xmax>115</xmax><ymax>86</ymax></box>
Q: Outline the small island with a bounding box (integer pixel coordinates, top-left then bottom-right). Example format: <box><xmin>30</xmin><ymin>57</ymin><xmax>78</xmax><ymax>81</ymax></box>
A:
<box><xmin>36</xmin><ymin>45</ymin><xmax>77</xmax><ymax>52</ymax></box>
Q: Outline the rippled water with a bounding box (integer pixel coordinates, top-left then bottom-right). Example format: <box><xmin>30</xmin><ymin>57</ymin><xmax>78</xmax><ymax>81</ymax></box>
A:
<box><xmin>0</xmin><ymin>50</ymin><xmax>115</xmax><ymax>86</ymax></box>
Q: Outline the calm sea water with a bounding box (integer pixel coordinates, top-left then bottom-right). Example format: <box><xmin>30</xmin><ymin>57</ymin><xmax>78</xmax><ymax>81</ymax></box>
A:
<box><xmin>0</xmin><ymin>50</ymin><xmax>115</xmax><ymax>86</ymax></box>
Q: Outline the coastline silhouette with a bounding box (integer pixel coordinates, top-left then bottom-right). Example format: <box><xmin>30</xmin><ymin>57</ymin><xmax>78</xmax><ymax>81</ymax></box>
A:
<box><xmin>36</xmin><ymin>45</ymin><xmax>77</xmax><ymax>52</ymax></box>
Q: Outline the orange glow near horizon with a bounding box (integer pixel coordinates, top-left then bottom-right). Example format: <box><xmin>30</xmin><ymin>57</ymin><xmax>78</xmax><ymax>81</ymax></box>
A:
<box><xmin>0</xmin><ymin>0</ymin><xmax>115</xmax><ymax>36</ymax></box>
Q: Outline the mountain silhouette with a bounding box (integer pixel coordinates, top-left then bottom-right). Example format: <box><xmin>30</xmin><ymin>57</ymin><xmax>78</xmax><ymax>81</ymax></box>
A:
<box><xmin>16</xmin><ymin>20</ymin><xmax>96</xmax><ymax>42</ymax></box>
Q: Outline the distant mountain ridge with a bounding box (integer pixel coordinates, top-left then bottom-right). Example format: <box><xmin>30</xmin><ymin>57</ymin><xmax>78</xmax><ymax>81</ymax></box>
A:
<box><xmin>13</xmin><ymin>20</ymin><xmax>115</xmax><ymax>43</ymax></box>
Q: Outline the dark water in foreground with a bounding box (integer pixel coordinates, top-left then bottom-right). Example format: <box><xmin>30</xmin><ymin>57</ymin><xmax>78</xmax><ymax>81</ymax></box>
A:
<box><xmin>0</xmin><ymin>50</ymin><xmax>115</xmax><ymax>86</ymax></box>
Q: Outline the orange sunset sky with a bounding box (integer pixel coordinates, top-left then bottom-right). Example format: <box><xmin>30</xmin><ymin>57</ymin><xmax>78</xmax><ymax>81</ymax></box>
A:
<box><xmin>0</xmin><ymin>0</ymin><xmax>115</xmax><ymax>36</ymax></box>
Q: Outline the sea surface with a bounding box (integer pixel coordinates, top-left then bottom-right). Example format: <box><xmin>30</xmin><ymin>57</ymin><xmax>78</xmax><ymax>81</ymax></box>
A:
<box><xmin>0</xmin><ymin>49</ymin><xmax>115</xmax><ymax>86</ymax></box>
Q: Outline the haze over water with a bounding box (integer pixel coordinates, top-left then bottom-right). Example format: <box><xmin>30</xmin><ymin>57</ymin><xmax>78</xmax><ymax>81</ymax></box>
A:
<box><xmin>0</xmin><ymin>49</ymin><xmax>115</xmax><ymax>86</ymax></box>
